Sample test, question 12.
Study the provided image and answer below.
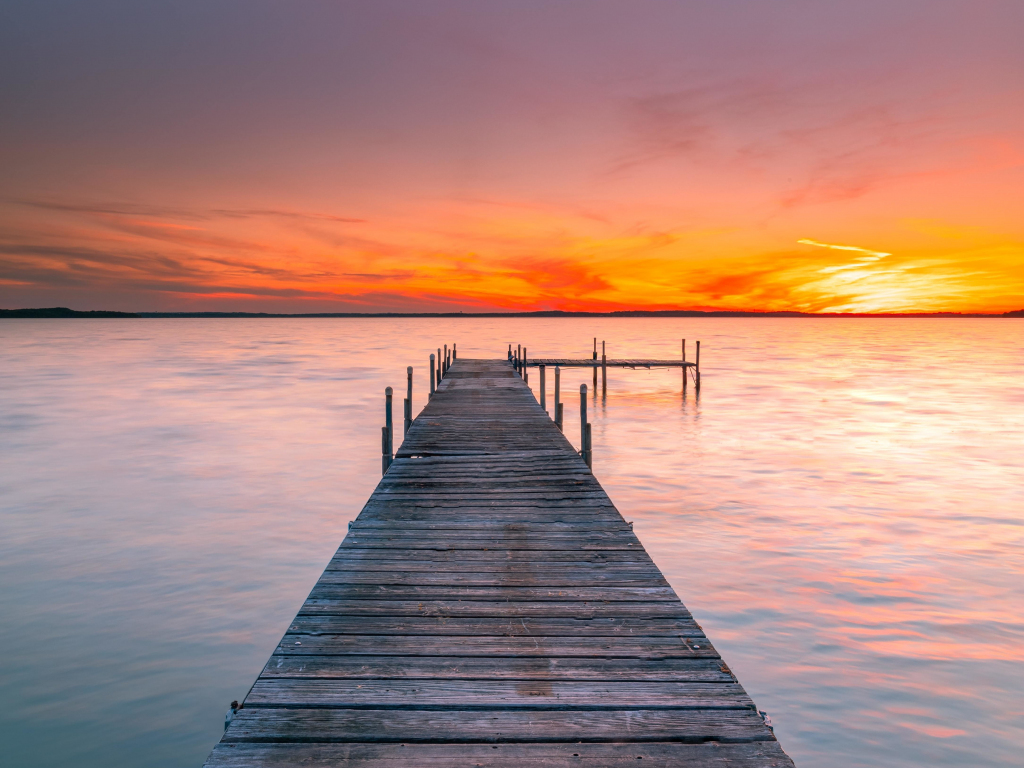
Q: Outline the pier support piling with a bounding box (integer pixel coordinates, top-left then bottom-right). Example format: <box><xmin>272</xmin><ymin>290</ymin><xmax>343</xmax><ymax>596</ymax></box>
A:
<box><xmin>696</xmin><ymin>340</ymin><xmax>701</xmax><ymax>392</ymax></box>
<box><xmin>580</xmin><ymin>383</ymin><xmax>588</xmax><ymax>459</ymax></box>
<box><xmin>382</xmin><ymin>387</ymin><xmax>394</xmax><ymax>474</ymax></box>
<box><xmin>539</xmin><ymin>365</ymin><xmax>546</xmax><ymax>410</ymax></box>
<box><xmin>601</xmin><ymin>340</ymin><xmax>607</xmax><ymax>394</ymax></box>
<box><xmin>554</xmin><ymin>366</ymin><xmax>562</xmax><ymax>430</ymax></box>
<box><xmin>405</xmin><ymin>367</ymin><xmax>413</xmax><ymax>435</ymax></box>
<box><xmin>429</xmin><ymin>354</ymin><xmax>435</xmax><ymax>396</ymax></box>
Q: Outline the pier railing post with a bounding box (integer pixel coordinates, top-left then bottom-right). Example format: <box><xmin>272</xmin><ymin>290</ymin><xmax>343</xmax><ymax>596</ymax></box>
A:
<box><xmin>682</xmin><ymin>339</ymin><xmax>687</xmax><ymax>391</ymax></box>
<box><xmin>443</xmin><ymin>345</ymin><xmax>448</xmax><ymax>376</ymax></box>
<box><xmin>580</xmin><ymin>383</ymin><xmax>587</xmax><ymax>459</ymax></box>
<box><xmin>696</xmin><ymin>340</ymin><xmax>701</xmax><ymax>391</ymax></box>
<box><xmin>437</xmin><ymin>348</ymin><xmax>442</xmax><ymax>383</ymax></box>
<box><xmin>385</xmin><ymin>387</ymin><xmax>393</xmax><ymax>463</ymax></box>
<box><xmin>592</xmin><ymin>338</ymin><xmax>597</xmax><ymax>389</ymax></box>
<box><xmin>539</xmin><ymin>365</ymin><xmax>546</xmax><ymax>410</ymax></box>
<box><xmin>523</xmin><ymin>347</ymin><xmax>527</xmax><ymax>385</ymax></box>
<box><xmin>382</xmin><ymin>387</ymin><xmax>394</xmax><ymax>474</ymax></box>
<box><xmin>585</xmin><ymin>422</ymin><xmax>592</xmax><ymax>469</ymax></box>
<box><xmin>554</xmin><ymin>366</ymin><xmax>562</xmax><ymax>430</ymax></box>
<box><xmin>405</xmin><ymin>367</ymin><xmax>413</xmax><ymax>435</ymax></box>
<box><xmin>430</xmin><ymin>354</ymin><xmax>435</xmax><ymax>396</ymax></box>
<box><xmin>601</xmin><ymin>340</ymin><xmax>606</xmax><ymax>393</ymax></box>
<box><xmin>453</xmin><ymin>343</ymin><xmax>457</xmax><ymax>361</ymax></box>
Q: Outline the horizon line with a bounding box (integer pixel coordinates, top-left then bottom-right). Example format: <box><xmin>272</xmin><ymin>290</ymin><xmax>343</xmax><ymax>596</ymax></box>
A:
<box><xmin>3</xmin><ymin>307</ymin><xmax>1023</xmax><ymax>319</ymax></box>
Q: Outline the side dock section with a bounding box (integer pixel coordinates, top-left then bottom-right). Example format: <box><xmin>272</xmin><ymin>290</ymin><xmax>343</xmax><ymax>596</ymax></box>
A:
<box><xmin>205</xmin><ymin>358</ymin><xmax>792</xmax><ymax>767</ymax></box>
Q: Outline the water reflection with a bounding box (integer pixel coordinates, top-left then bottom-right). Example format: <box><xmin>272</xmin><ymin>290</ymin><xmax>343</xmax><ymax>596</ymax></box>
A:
<box><xmin>1</xmin><ymin>318</ymin><xmax>1021</xmax><ymax>768</ymax></box>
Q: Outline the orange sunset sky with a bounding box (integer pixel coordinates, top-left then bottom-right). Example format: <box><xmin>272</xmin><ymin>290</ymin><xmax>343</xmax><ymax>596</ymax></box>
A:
<box><xmin>1</xmin><ymin>1</ymin><xmax>1022</xmax><ymax>313</ymax></box>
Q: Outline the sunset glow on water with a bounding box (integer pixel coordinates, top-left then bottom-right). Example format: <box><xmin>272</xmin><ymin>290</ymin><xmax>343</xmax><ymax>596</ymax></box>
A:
<box><xmin>1</xmin><ymin>318</ymin><xmax>1021</xmax><ymax>767</ymax></box>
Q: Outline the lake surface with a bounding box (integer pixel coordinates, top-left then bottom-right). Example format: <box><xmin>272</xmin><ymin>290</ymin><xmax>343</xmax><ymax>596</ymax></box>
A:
<box><xmin>1</xmin><ymin>318</ymin><xmax>1022</xmax><ymax>767</ymax></box>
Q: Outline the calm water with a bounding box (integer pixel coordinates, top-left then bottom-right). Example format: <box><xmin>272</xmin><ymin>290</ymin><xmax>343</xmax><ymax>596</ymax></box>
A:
<box><xmin>1</xmin><ymin>318</ymin><xmax>1022</xmax><ymax>767</ymax></box>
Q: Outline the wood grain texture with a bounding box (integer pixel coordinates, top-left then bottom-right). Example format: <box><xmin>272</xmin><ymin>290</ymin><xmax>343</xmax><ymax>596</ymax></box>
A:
<box><xmin>203</xmin><ymin>358</ymin><xmax>791</xmax><ymax>768</ymax></box>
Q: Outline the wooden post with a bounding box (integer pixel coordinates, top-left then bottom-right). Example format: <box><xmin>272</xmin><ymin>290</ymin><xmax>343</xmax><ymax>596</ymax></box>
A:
<box><xmin>405</xmin><ymin>366</ymin><xmax>413</xmax><ymax>435</ymax></box>
<box><xmin>453</xmin><ymin>343</ymin><xmax>457</xmax><ymax>361</ymax></box>
<box><xmin>443</xmin><ymin>345</ymin><xmax>448</xmax><ymax>376</ymax></box>
<box><xmin>539</xmin><ymin>365</ymin><xmax>546</xmax><ymax>410</ymax></box>
<box><xmin>523</xmin><ymin>347</ymin><xmax>527</xmax><ymax>384</ymax></box>
<box><xmin>385</xmin><ymin>387</ymin><xmax>393</xmax><ymax>463</ymax></box>
<box><xmin>601</xmin><ymin>340</ymin><xmax>606</xmax><ymax>393</ymax></box>
<box><xmin>403</xmin><ymin>397</ymin><xmax>410</xmax><ymax>437</ymax></box>
<box><xmin>554</xmin><ymin>366</ymin><xmax>561</xmax><ymax>429</ymax></box>
<box><xmin>592</xmin><ymin>337</ymin><xmax>597</xmax><ymax>389</ymax></box>
<box><xmin>381</xmin><ymin>426</ymin><xmax>389</xmax><ymax>475</ymax></box>
<box><xmin>584</xmin><ymin>422</ymin><xmax>592</xmax><ymax>469</ymax></box>
<box><xmin>508</xmin><ymin>344</ymin><xmax>512</xmax><ymax>361</ymax></box>
<box><xmin>696</xmin><ymin>340</ymin><xmax>701</xmax><ymax>391</ymax></box>
<box><xmin>437</xmin><ymin>348</ymin><xmax>442</xmax><ymax>382</ymax></box>
<box><xmin>580</xmin><ymin>383</ymin><xmax>587</xmax><ymax>457</ymax></box>
<box><xmin>682</xmin><ymin>339</ymin><xmax>687</xmax><ymax>391</ymax></box>
<box><xmin>429</xmin><ymin>354</ymin><xmax>435</xmax><ymax>396</ymax></box>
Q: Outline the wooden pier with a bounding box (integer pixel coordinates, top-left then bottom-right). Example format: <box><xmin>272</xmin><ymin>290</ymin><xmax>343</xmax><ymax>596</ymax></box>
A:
<box><xmin>205</xmin><ymin>358</ymin><xmax>791</xmax><ymax>767</ymax></box>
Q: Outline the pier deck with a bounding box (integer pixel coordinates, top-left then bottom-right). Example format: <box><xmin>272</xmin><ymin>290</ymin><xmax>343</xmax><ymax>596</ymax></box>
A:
<box><xmin>526</xmin><ymin>359</ymin><xmax>694</xmax><ymax>368</ymax></box>
<box><xmin>205</xmin><ymin>358</ymin><xmax>791</xmax><ymax>767</ymax></box>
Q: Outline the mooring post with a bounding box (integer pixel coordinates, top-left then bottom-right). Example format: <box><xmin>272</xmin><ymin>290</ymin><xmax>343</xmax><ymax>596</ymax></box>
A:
<box><xmin>381</xmin><ymin>426</ymin><xmax>389</xmax><ymax>475</ymax></box>
<box><xmin>696</xmin><ymin>340</ymin><xmax>701</xmax><ymax>391</ymax></box>
<box><xmin>523</xmin><ymin>347</ymin><xmax>528</xmax><ymax>385</ymax></box>
<box><xmin>429</xmin><ymin>354</ymin><xmax>436</xmax><ymax>396</ymax></box>
<box><xmin>580</xmin><ymin>383</ymin><xmax>588</xmax><ymax>459</ymax></box>
<box><xmin>554</xmin><ymin>366</ymin><xmax>562</xmax><ymax>430</ymax></box>
<box><xmin>443</xmin><ymin>345</ymin><xmax>448</xmax><ymax>376</ymax></box>
<box><xmin>437</xmin><ymin>348</ymin><xmax>442</xmax><ymax>382</ymax></box>
<box><xmin>593</xmin><ymin>337</ymin><xmax>597</xmax><ymax>389</ymax></box>
<box><xmin>453</xmin><ymin>343</ymin><xmax>457</xmax><ymax>361</ymax></box>
<box><xmin>517</xmin><ymin>344</ymin><xmax>521</xmax><ymax>375</ymax></box>
<box><xmin>584</xmin><ymin>422</ymin><xmax>593</xmax><ymax>469</ymax></box>
<box><xmin>405</xmin><ymin>366</ymin><xmax>413</xmax><ymax>435</ymax></box>
<box><xmin>682</xmin><ymin>339</ymin><xmax>687</xmax><ymax>390</ymax></box>
<box><xmin>384</xmin><ymin>387</ymin><xmax>394</xmax><ymax>472</ymax></box>
<box><xmin>539</xmin><ymin>365</ymin><xmax>546</xmax><ymax>410</ymax></box>
<box><xmin>508</xmin><ymin>344</ymin><xmax>512</xmax><ymax>361</ymax></box>
<box><xmin>601</xmin><ymin>340</ymin><xmax>607</xmax><ymax>393</ymax></box>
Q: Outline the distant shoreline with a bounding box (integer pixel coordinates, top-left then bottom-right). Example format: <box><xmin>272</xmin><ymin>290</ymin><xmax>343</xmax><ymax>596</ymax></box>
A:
<box><xmin>3</xmin><ymin>307</ymin><xmax>1022</xmax><ymax>319</ymax></box>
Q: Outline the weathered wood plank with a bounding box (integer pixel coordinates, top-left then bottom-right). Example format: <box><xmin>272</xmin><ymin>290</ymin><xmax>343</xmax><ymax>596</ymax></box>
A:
<box><xmin>259</xmin><ymin>656</ymin><xmax>738</xmax><ymax>683</ymax></box>
<box><xmin>245</xmin><ymin>680</ymin><xmax>754</xmax><ymax>709</ymax></box>
<box><xmin>271</xmin><ymin>635</ymin><xmax>716</xmax><ymax>658</ymax></box>
<box><xmin>206</xmin><ymin>741</ymin><xmax>795</xmax><ymax>767</ymax></box>
<box><xmin>306</xmin><ymin>585</ymin><xmax>678</xmax><ymax>601</ymax></box>
<box><xmin>223</xmin><ymin>707</ymin><xmax>773</xmax><ymax>744</ymax></box>
<box><xmin>285</xmin><ymin>615</ymin><xmax>699</xmax><ymax>635</ymax></box>
<box><xmin>297</xmin><ymin>600</ymin><xmax>693</xmax><ymax>618</ymax></box>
